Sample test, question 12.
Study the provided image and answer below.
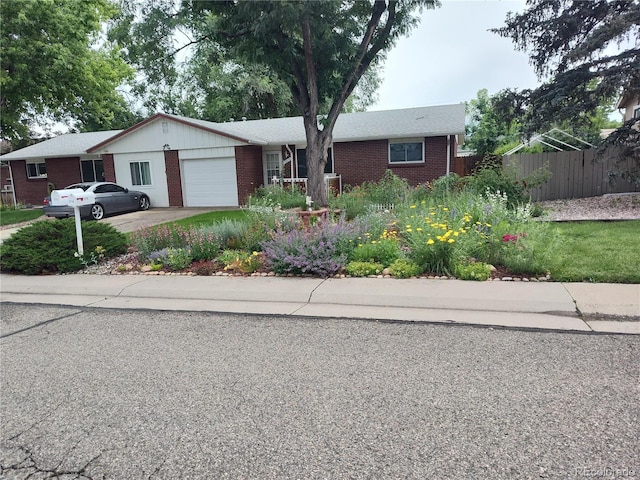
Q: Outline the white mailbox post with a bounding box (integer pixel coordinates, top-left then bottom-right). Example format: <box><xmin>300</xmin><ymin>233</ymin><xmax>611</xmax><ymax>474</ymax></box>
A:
<box><xmin>50</xmin><ymin>188</ymin><xmax>95</xmax><ymax>255</ymax></box>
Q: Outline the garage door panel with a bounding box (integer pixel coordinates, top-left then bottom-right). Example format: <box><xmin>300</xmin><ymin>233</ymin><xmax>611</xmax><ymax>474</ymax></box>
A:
<box><xmin>183</xmin><ymin>157</ymin><xmax>238</xmax><ymax>207</ymax></box>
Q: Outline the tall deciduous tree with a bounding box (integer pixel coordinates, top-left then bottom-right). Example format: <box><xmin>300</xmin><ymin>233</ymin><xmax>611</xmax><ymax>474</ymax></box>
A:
<box><xmin>114</xmin><ymin>0</ymin><xmax>435</xmax><ymax>206</ymax></box>
<box><xmin>466</xmin><ymin>89</ymin><xmax>523</xmax><ymax>156</ymax></box>
<box><xmin>0</xmin><ymin>0</ymin><xmax>136</xmax><ymax>142</ymax></box>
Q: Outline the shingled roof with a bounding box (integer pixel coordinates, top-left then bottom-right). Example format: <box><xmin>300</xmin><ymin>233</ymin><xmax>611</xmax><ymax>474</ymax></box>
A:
<box><xmin>0</xmin><ymin>130</ymin><xmax>122</xmax><ymax>161</ymax></box>
<box><xmin>2</xmin><ymin>104</ymin><xmax>465</xmax><ymax>160</ymax></box>
<box><xmin>167</xmin><ymin>103</ymin><xmax>466</xmax><ymax>145</ymax></box>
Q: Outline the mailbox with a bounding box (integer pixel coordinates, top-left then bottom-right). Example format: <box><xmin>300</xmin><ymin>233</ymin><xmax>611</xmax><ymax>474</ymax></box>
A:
<box><xmin>68</xmin><ymin>191</ymin><xmax>95</xmax><ymax>207</ymax></box>
<box><xmin>51</xmin><ymin>188</ymin><xmax>85</xmax><ymax>206</ymax></box>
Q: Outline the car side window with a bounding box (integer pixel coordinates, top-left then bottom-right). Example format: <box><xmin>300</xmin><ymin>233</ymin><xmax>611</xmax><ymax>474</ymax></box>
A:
<box><xmin>112</xmin><ymin>185</ymin><xmax>126</xmax><ymax>193</ymax></box>
<box><xmin>93</xmin><ymin>185</ymin><xmax>107</xmax><ymax>194</ymax></box>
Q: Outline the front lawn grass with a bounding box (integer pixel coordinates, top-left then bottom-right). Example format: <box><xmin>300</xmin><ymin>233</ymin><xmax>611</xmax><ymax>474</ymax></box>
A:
<box><xmin>164</xmin><ymin>209</ymin><xmax>248</xmax><ymax>229</ymax></box>
<box><xmin>0</xmin><ymin>208</ymin><xmax>44</xmax><ymax>226</ymax></box>
<box><xmin>124</xmin><ymin>209</ymin><xmax>249</xmax><ymax>243</ymax></box>
<box><xmin>549</xmin><ymin>220</ymin><xmax>640</xmax><ymax>283</ymax></box>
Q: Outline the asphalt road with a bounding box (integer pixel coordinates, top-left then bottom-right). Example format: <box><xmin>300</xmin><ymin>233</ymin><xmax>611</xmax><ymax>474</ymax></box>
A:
<box><xmin>1</xmin><ymin>304</ymin><xmax>638</xmax><ymax>480</ymax></box>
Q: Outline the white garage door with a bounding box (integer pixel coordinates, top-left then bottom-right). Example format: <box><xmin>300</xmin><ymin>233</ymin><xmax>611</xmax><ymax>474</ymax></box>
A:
<box><xmin>182</xmin><ymin>157</ymin><xmax>239</xmax><ymax>207</ymax></box>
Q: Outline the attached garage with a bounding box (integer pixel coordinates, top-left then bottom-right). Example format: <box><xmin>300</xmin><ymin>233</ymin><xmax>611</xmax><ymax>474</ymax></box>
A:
<box><xmin>182</xmin><ymin>157</ymin><xmax>239</xmax><ymax>207</ymax></box>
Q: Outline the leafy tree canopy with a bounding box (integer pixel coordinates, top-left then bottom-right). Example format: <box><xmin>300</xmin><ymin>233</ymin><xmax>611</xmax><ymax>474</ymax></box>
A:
<box><xmin>113</xmin><ymin>0</ymin><xmax>436</xmax><ymax>205</ymax></box>
<box><xmin>492</xmin><ymin>0</ymin><xmax>639</xmax><ymax>135</ymax></box>
<box><xmin>465</xmin><ymin>89</ymin><xmax>522</xmax><ymax>157</ymax></box>
<box><xmin>466</xmin><ymin>88</ymin><xmax>621</xmax><ymax>157</ymax></box>
<box><xmin>111</xmin><ymin>1</ymin><xmax>382</xmax><ymax>122</ymax></box>
<box><xmin>0</xmin><ymin>0</ymin><xmax>137</xmax><ymax>142</ymax></box>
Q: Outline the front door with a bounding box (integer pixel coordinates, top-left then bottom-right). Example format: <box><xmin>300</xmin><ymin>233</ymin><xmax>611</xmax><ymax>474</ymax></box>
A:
<box><xmin>264</xmin><ymin>151</ymin><xmax>282</xmax><ymax>185</ymax></box>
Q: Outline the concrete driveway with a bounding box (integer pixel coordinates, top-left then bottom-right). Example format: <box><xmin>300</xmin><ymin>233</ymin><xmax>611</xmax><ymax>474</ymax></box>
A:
<box><xmin>100</xmin><ymin>207</ymin><xmax>227</xmax><ymax>233</ymax></box>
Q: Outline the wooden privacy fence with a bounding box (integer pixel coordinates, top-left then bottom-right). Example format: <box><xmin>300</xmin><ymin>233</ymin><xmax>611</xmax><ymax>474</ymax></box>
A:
<box><xmin>504</xmin><ymin>149</ymin><xmax>640</xmax><ymax>201</ymax></box>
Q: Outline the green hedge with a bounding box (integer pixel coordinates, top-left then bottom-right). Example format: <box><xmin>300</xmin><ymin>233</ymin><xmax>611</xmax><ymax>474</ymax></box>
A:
<box><xmin>0</xmin><ymin>219</ymin><xmax>127</xmax><ymax>274</ymax></box>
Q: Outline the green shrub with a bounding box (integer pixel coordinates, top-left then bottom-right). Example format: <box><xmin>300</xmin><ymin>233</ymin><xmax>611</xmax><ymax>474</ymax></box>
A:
<box><xmin>399</xmin><ymin>204</ymin><xmax>474</xmax><ymax>276</ymax></box>
<box><xmin>364</xmin><ymin>169</ymin><xmax>411</xmax><ymax>205</ymax></box>
<box><xmin>388</xmin><ymin>259</ymin><xmax>422</xmax><ymax>278</ymax></box>
<box><xmin>204</xmin><ymin>219</ymin><xmax>248</xmax><ymax>249</ymax></box>
<box><xmin>345</xmin><ymin>261</ymin><xmax>383</xmax><ymax>277</ymax></box>
<box><xmin>181</xmin><ymin>227</ymin><xmax>223</xmax><ymax>261</ymax></box>
<box><xmin>330</xmin><ymin>185</ymin><xmax>368</xmax><ymax>220</ymax></box>
<box><xmin>0</xmin><ymin>219</ymin><xmax>127</xmax><ymax>274</ymax></box>
<box><xmin>530</xmin><ymin>202</ymin><xmax>545</xmax><ymax>218</ymax></box>
<box><xmin>468</xmin><ymin>157</ymin><xmax>551</xmax><ymax>208</ymax></box>
<box><xmin>248</xmin><ymin>183</ymin><xmax>307</xmax><ymax>210</ymax></box>
<box><xmin>455</xmin><ymin>262</ymin><xmax>492</xmax><ymax>281</ymax></box>
<box><xmin>350</xmin><ymin>238</ymin><xmax>400</xmax><ymax>267</ymax></box>
<box><xmin>429</xmin><ymin>173</ymin><xmax>467</xmax><ymax>198</ymax></box>
<box><xmin>130</xmin><ymin>224</ymin><xmax>188</xmax><ymax>260</ymax></box>
<box><xmin>164</xmin><ymin>247</ymin><xmax>193</xmax><ymax>270</ymax></box>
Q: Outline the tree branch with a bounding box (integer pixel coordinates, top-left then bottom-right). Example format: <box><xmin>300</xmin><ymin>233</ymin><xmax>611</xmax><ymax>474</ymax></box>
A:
<box><xmin>301</xmin><ymin>12</ymin><xmax>319</xmax><ymax>119</ymax></box>
<box><xmin>324</xmin><ymin>0</ymin><xmax>390</xmax><ymax>133</ymax></box>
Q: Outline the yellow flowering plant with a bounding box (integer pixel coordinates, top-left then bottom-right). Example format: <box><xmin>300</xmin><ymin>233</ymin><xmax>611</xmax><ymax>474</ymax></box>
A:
<box><xmin>399</xmin><ymin>204</ymin><xmax>475</xmax><ymax>276</ymax></box>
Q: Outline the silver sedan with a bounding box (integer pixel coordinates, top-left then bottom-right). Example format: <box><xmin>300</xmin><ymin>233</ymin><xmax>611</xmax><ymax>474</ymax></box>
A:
<box><xmin>43</xmin><ymin>182</ymin><xmax>151</xmax><ymax>220</ymax></box>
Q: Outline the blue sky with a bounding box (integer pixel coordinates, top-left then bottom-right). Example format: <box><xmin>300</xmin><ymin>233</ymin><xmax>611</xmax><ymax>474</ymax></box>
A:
<box><xmin>371</xmin><ymin>0</ymin><xmax>541</xmax><ymax>110</ymax></box>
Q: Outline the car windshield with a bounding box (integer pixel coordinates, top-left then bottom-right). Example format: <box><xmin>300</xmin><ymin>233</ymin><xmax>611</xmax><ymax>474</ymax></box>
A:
<box><xmin>66</xmin><ymin>184</ymin><xmax>92</xmax><ymax>191</ymax></box>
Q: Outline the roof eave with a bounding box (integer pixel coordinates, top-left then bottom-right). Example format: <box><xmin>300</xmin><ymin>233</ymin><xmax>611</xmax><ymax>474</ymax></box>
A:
<box><xmin>263</xmin><ymin>131</ymin><xmax>465</xmax><ymax>146</ymax></box>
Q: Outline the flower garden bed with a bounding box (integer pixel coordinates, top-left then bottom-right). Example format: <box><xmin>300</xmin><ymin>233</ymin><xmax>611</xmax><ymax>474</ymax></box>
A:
<box><xmin>75</xmin><ymin>184</ymin><xmax>556</xmax><ymax>282</ymax></box>
<box><xmin>0</xmin><ymin>171</ymin><xmax>574</xmax><ymax>280</ymax></box>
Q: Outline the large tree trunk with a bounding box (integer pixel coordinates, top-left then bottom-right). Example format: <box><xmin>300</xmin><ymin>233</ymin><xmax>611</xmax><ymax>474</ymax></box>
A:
<box><xmin>304</xmin><ymin>127</ymin><xmax>331</xmax><ymax>207</ymax></box>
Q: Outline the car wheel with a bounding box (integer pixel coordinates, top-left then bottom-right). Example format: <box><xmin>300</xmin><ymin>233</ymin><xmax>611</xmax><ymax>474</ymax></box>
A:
<box><xmin>90</xmin><ymin>204</ymin><xmax>105</xmax><ymax>220</ymax></box>
<box><xmin>139</xmin><ymin>195</ymin><xmax>150</xmax><ymax>211</ymax></box>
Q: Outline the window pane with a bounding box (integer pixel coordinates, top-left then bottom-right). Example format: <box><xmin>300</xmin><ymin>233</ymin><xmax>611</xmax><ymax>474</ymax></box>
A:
<box><xmin>389</xmin><ymin>144</ymin><xmax>406</xmax><ymax>162</ymax></box>
<box><xmin>325</xmin><ymin>148</ymin><xmax>333</xmax><ymax>174</ymax></box>
<box><xmin>296</xmin><ymin>149</ymin><xmax>307</xmax><ymax>178</ymax></box>
<box><xmin>389</xmin><ymin>142</ymin><xmax>423</xmax><ymax>163</ymax></box>
<box><xmin>95</xmin><ymin>160</ymin><xmax>104</xmax><ymax>181</ymax></box>
<box><xmin>130</xmin><ymin>163</ymin><xmax>140</xmax><ymax>185</ymax></box>
<box><xmin>27</xmin><ymin>163</ymin><xmax>46</xmax><ymax>177</ymax></box>
<box><xmin>406</xmin><ymin>143</ymin><xmax>422</xmax><ymax>161</ymax></box>
<box><xmin>131</xmin><ymin>162</ymin><xmax>151</xmax><ymax>185</ymax></box>
<box><xmin>81</xmin><ymin>161</ymin><xmax>95</xmax><ymax>182</ymax></box>
<box><xmin>140</xmin><ymin>162</ymin><xmax>151</xmax><ymax>185</ymax></box>
<box><xmin>266</xmin><ymin>153</ymin><xmax>280</xmax><ymax>184</ymax></box>
<box><xmin>297</xmin><ymin>148</ymin><xmax>333</xmax><ymax>176</ymax></box>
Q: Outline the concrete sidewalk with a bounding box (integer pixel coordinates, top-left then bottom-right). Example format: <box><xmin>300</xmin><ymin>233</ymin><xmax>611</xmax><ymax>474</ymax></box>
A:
<box><xmin>1</xmin><ymin>274</ymin><xmax>638</xmax><ymax>334</ymax></box>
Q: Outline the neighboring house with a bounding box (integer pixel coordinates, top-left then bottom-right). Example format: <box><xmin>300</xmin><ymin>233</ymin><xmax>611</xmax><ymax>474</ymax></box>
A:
<box><xmin>616</xmin><ymin>93</ymin><xmax>640</xmax><ymax>122</ymax></box>
<box><xmin>0</xmin><ymin>104</ymin><xmax>465</xmax><ymax>207</ymax></box>
<box><xmin>0</xmin><ymin>161</ymin><xmax>13</xmax><ymax>206</ymax></box>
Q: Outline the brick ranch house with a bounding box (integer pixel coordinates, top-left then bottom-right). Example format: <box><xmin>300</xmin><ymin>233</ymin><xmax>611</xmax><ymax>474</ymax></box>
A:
<box><xmin>1</xmin><ymin>104</ymin><xmax>465</xmax><ymax>207</ymax></box>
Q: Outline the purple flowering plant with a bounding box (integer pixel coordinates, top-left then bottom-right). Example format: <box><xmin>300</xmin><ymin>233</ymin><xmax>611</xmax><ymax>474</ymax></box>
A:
<box><xmin>261</xmin><ymin>217</ymin><xmax>365</xmax><ymax>277</ymax></box>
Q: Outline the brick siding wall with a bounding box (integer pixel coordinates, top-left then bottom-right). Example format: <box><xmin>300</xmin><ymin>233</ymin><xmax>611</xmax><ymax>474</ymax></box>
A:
<box><xmin>164</xmin><ymin>150</ymin><xmax>183</xmax><ymax>207</ymax></box>
<box><xmin>102</xmin><ymin>154</ymin><xmax>115</xmax><ymax>182</ymax></box>
<box><xmin>46</xmin><ymin>157</ymin><xmax>82</xmax><ymax>195</ymax></box>
<box><xmin>333</xmin><ymin>136</ymin><xmax>449</xmax><ymax>188</ymax></box>
<box><xmin>11</xmin><ymin>157</ymin><xmax>85</xmax><ymax>206</ymax></box>
<box><xmin>235</xmin><ymin>145</ymin><xmax>264</xmax><ymax>204</ymax></box>
<box><xmin>11</xmin><ymin>160</ymin><xmax>47</xmax><ymax>206</ymax></box>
